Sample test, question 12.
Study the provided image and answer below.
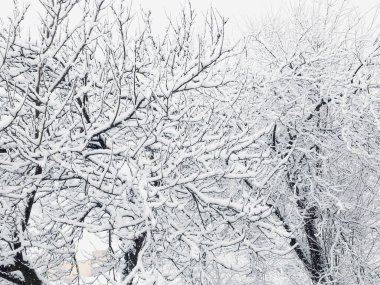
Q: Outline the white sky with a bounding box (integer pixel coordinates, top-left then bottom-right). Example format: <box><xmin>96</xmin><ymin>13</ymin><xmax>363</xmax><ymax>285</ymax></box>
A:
<box><xmin>0</xmin><ymin>0</ymin><xmax>379</xmax><ymax>41</ymax></box>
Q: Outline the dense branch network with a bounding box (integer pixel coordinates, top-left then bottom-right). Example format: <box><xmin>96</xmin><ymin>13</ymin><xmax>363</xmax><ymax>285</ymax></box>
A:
<box><xmin>1</xmin><ymin>1</ymin><xmax>380</xmax><ymax>285</ymax></box>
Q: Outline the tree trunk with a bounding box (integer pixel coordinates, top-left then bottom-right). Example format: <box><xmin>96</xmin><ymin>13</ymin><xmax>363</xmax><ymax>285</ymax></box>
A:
<box><xmin>123</xmin><ymin>233</ymin><xmax>147</xmax><ymax>285</ymax></box>
<box><xmin>298</xmin><ymin>200</ymin><xmax>327</xmax><ymax>284</ymax></box>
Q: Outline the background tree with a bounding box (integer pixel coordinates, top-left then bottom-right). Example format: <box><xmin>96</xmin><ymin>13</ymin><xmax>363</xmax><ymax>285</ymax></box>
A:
<box><xmin>246</xmin><ymin>1</ymin><xmax>380</xmax><ymax>284</ymax></box>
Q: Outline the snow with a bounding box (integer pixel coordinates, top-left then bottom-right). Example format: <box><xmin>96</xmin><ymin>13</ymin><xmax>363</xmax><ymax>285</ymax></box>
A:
<box><xmin>1</xmin><ymin>1</ymin><xmax>380</xmax><ymax>285</ymax></box>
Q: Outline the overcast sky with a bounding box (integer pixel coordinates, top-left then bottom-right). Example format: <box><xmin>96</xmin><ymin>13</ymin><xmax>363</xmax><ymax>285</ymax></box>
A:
<box><xmin>1</xmin><ymin>0</ymin><xmax>379</xmax><ymax>41</ymax></box>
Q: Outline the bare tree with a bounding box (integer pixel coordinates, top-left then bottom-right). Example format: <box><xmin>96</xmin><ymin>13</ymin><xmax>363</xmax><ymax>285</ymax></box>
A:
<box><xmin>2</xmin><ymin>1</ymin><xmax>380</xmax><ymax>285</ymax></box>
<box><xmin>247</xmin><ymin>1</ymin><xmax>380</xmax><ymax>284</ymax></box>
<box><xmin>0</xmin><ymin>1</ymin><xmax>290</xmax><ymax>284</ymax></box>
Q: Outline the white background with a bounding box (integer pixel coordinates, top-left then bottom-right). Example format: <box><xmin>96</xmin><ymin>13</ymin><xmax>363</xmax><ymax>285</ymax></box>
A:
<box><xmin>0</xmin><ymin>0</ymin><xmax>379</xmax><ymax>40</ymax></box>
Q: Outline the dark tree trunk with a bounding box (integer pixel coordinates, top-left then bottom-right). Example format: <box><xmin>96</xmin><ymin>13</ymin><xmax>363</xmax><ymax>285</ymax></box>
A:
<box><xmin>123</xmin><ymin>233</ymin><xmax>147</xmax><ymax>285</ymax></box>
<box><xmin>287</xmin><ymin>174</ymin><xmax>328</xmax><ymax>284</ymax></box>
<box><xmin>0</xmin><ymin>165</ymin><xmax>43</xmax><ymax>285</ymax></box>
<box><xmin>16</xmin><ymin>261</ymin><xmax>43</xmax><ymax>285</ymax></box>
<box><xmin>298</xmin><ymin>200</ymin><xmax>328</xmax><ymax>284</ymax></box>
<box><xmin>0</xmin><ymin>258</ymin><xmax>42</xmax><ymax>285</ymax></box>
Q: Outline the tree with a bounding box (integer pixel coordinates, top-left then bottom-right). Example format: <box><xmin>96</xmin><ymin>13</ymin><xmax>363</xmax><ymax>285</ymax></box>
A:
<box><xmin>3</xmin><ymin>1</ymin><xmax>380</xmax><ymax>285</ymax></box>
<box><xmin>0</xmin><ymin>1</ymin><xmax>290</xmax><ymax>284</ymax></box>
<box><xmin>246</xmin><ymin>1</ymin><xmax>380</xmax><ymax>284</ymax></box>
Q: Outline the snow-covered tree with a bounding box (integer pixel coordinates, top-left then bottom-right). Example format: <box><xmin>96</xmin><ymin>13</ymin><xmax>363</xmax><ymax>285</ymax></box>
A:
<box><xmin>0</xmin><ymin>1</ymin><xmax>290</xmax><ymax>284</ymax></box>
<box><xmin>246</xmin><ymin>1</ymin><xmax>380</xmax><ymax>284</ymax></box>
<box><xmin>2</xmin><ymin>1</ymin><xmax>380</xmax><ymax>285</ymax></box>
